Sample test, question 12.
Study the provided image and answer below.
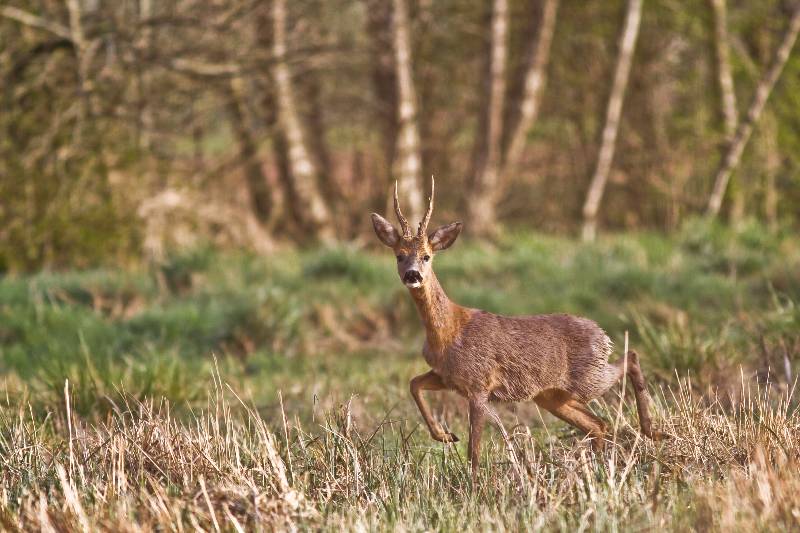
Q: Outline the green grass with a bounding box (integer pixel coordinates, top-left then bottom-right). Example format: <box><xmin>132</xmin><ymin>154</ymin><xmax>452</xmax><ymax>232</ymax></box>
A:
<box><xmin>4</xmin><ymin>221</ymin><xmax>796</xmax><ymax>408</ymax></box>
<box><xmin>1</xmin><ymin>221</ymin><xmax>799</xmax><ymax>529</ymax></box>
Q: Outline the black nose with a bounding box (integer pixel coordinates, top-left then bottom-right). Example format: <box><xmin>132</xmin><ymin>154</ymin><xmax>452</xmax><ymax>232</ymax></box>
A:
<box><xmin>403</xmin><ymin>270</ymin><xmax>423</xmax><ymax>283</ymax></box>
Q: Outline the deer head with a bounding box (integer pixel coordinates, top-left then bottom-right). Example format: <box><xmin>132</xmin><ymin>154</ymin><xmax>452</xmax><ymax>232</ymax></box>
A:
<box><xmin>371</xmin><ymin>178</ymin><xmax>463</xmax><ymax>289</ymax></box>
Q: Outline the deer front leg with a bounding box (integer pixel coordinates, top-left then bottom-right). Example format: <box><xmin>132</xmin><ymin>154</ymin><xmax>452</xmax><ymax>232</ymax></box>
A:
<box><xmin>409</xmin><ymin>371</ymin><xmax>458</xmax><ymax>443</ymax></box>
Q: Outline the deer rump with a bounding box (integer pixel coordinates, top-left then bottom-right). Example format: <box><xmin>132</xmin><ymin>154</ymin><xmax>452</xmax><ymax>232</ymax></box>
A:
<box><xmin>427</xmin><ymin>311</ymin><xmax>619</xmax><ymax>403</ymax></box>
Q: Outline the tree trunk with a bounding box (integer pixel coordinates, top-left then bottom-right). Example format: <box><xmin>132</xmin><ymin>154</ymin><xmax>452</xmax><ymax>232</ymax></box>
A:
<box><xmin>365</xmin><ymin>0</ymin><xmax>398</xmax><ymax>178</ymax></box>
<box><xmin>253</xmin><ymin>7</ymin><xmax>290</xmax><ymax>232</ymax></box>
<box><xmin>224</xmin><ymin>77</ymin><xmax>272</xmax><ymax>227</ymax></box>
<box><xmin>261</xmin><ymin>82</ymin><xmax>292</xmax><ymax>233</ymax></box>
<box><xmin>65</xmin><ymin>0</ymin><xmax>86</xmax><ymax>76</ymax></box>
<box><xmin>299</xmin><ymin>72</ymin><xmax>338</xmax><ymax>207</ymax></box>
<box><xmin>763</xmin><ymin>113</ymin><xmax>779</xmax><ymax>231</ymax></box>
<box><xmin>709</xmin><ymin>0</ymin><xmax>746</xmax><ymax>223</ymax></box>
<box><xmin>710</xmin><ymin>0</ymin><xmax>738</xmax><ymax>138</ymax></box>
<box><xmin>137</xmin><ymin>0</ymin><xmax>155</xmax><ymax>151</ymax></box>
<box><xmin>707</xmin><ymin>4</ymin><xmax>800</xmax><ymax>218</ymax></box>
<box><xmin>65</xmin><ymin>0</ymin><xmax>89</xmax><ymax>135</ymax></box>
<box><xmin>581</xmin><ymin>0</ymin><xmax>642</xmax><ymax>241</ymax></box>
<box><xmin>191</xmin><ymin>102</ymin><xmax>205</xmax><ymax>173</ymax></box>
<box><xmin>764</xmin><ymin>170</ymin><xmax>777</xmax><ymax>230</ymax></box>
<box><xmin>391</xmin><ymin>0</ymin><xmax>424</xmax><ymax>224</ymax></box>
<box><xmin>467</xmin><ymin>0</ymin><xmax>509</xmax><ymax>237</ymax></box>
<box><xmin>271</xmin><ymin>0</ymin><xmax>334</xmax><ymax>240</ymax></box>
<box><xmin>503</xmin><ymin>0</ymin><xmax>559</xmax><ymax>175</ymax></box>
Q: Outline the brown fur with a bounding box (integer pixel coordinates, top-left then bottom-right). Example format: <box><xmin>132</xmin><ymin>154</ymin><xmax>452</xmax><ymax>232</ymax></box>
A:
<box><xmin>372</xmin><ymin>179</ymin><xmax>662</xmax><ymax>478</ymax></box>
<box><xmin>408</xmin><ymin>273</ymin><xmax>473</xmax><ymax>356</ymax></box>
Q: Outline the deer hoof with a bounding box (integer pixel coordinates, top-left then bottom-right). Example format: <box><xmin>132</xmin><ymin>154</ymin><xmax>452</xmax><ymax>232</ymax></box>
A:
<box><xmin>590</xmin><ymin>437</ymin><xmax>606</xmax><ymax>453</ymax></box>
<box><xmin>649</xmin><ymin>430</ymin><xmax>668</xmax><ymax>441</ymax></box>
<box><xmin>433</xmin><ymin>431</ymin><xmax>459</xmax><ymax>443</ymax></box>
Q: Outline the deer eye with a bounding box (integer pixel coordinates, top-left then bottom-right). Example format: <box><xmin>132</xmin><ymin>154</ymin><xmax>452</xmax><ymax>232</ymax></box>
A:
<box><xmin>396</xmin><ymin>254</ymin><xmax>404</xmax><ymax>262</ymax></box>
<box><xmin>423</xmin><ymin>254</ymin><xmax>431</xmax><ymax>262</ymax></box>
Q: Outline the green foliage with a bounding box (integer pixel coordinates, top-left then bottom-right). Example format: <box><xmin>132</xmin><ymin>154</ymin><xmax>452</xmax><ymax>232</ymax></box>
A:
<box><xmin>2</xmin><ymin>229</ymin><xmax>798</xmax><ymax>416</ymax></box>
<box><xmin>2</xmin><ymin>1</ymin><xmax>800</xmax><ymax>270</ymax></box>
<box><xmin>302</xmin><ymin>246</ymin><xmax>389</xmax><ymax>285</ymax></box>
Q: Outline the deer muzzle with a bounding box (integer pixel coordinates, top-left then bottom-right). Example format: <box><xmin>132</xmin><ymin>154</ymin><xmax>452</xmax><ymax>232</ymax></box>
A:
<box><xmin>403</xmin><ymin>269</ymin><xmax>423</xmax><ymax>288</ymax></box>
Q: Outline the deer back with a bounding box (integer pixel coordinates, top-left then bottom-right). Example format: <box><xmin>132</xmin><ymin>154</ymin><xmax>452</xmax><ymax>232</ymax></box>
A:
<box><xmin>435</xmin><ymin>311</ymin><xmax>615</xmax><ymax>402</ymax></box>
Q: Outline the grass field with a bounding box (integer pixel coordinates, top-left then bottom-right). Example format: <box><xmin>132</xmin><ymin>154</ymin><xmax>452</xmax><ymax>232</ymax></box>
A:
<box><xmin>2</xmin><ymin>220</ymin><xmax>800</xmax><ymax>530</ymax></box>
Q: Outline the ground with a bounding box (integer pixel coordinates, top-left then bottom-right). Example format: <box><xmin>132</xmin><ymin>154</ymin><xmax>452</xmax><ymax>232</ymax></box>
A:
<box><xmin>1</xmin><ymin>220</ymin><xmax>799</xmax><ymax>530</ymax></box>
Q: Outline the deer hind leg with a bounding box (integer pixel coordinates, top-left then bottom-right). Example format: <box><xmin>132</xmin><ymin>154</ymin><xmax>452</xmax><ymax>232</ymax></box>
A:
<box><xmin>409</xmin><ymin>371</ymin><xmax>458</xmax><ymax>443</ymax></box>
<box><xmin>470</xmin><ymin>396</ymin><xmax>525</xmax><ymax>484</ymax></box>
<box><xmin>535</xmin><ymin>390</ymin><xmax>607</xmax><ymax>451</ymax></box>
<box><xmin>609</xmin><ymin>350</ymin><xmax>663</xmax><ymax>440</ymax></box>
<box><xmin>467</xmin><ymin>397</ymin><xmax>488</xmax><ymax>480</ymax></box>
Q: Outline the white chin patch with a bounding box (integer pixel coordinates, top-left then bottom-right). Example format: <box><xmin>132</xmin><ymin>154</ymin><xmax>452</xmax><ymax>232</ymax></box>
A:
<box><xmin>404</xmin><ymin>281</ymin><xmax>422</xmax><ymax>289</ymax></box>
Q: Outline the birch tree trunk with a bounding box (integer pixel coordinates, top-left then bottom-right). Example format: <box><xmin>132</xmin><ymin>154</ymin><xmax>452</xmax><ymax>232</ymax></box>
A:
<box><xmin>467</xmin><ymin>0</ymin><xmax>509</xmax><ymax>237</ymax></box>
<box><xmin>707</xmin><ymin>4</ymin><xmax>800</xmax><ymax>218</ymax></box>
<box><xmin>253</xmin><ymin>7</ymin><xmax>290</xmax><ymax>231</ymax></box>
<box><xmin>65</xmin><ymin>0</ymin><xmax>89</xmax><ymax>136</ymax></box>
<box><xmin>271</xmin><ymin>0</ymin><xmax>333</xmax><ymax>240</ymax></box>
<box><xmin>65</xmin><ymin>0</ymin><xmax>86</xmax><ymax>76</ymax></box>
<box><xmin>138</xmin><ymin>0</ymin><xmax>155</xmax><ymax>150</ymax></box>
<box><xmin>581</xmin><ymin>0</ymin><xmax>642</xmax><ymax>241</ymax></box>
<box><xmin>391</xmin><ymin>0</ymin><xmax>423</xmax><ymax>224</ymax></box>
<box><xmin>261</xmin><ymin>80</ymin><xmax>292</xmax><ymax>232</ymax></box>
<box><xmin>503</xmin><ymin>0</ymin><xmax>559</xmax><ymax>174</ymax></box>
<box><xmin>710</xmin><ymin>0</ymin><xmax>738</xmax><ymax>138</ymax></box>
<box><xmin>709</xmin><ymin>0</ymin><xmax>746</xmax><ymax>223</ymax></box>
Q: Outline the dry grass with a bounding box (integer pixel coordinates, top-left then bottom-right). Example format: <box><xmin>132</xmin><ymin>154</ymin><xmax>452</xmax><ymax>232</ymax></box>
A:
<box><xmin>2</xmin><ymin>372</ymin><xmax>799</xmax><ymax>532</ymax></box>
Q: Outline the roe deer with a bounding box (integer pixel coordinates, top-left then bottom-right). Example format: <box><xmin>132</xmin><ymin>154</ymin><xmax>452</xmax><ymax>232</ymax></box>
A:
<box><xmin>371</xmin><ymin>178</ymin><xmax>663</xmax><ymax>478</ymax></box>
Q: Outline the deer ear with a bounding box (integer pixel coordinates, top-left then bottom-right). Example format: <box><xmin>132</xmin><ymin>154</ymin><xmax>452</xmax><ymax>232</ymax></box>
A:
<box><xmin>371</xmin><ymin>213</ymin><xmax>400</xmax><ymax>247</ymax></box>
<box><xmin>428</xmin><ymin>222</ymin><xmax>462</xmax><ymax>251</ymax></box>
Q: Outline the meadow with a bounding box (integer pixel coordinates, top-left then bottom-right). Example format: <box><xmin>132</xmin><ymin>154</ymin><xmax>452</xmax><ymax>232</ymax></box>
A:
<box><xmin>2</xmin><ymin>220</ymin><xmax>800</xmax><ymax>531</ymax></box>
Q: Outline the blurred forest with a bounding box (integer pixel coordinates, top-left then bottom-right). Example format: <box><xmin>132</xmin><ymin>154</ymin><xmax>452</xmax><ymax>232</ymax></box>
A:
<box><xmin>2</xmin><ymin>0</ymin><xmax>800</xmax><ymax>271</ymax></box>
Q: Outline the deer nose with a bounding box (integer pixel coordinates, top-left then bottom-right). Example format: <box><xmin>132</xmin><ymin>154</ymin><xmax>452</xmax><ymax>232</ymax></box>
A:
<box><xmin>403</xmin><ymin>270</ymin><xmax>423</xmax><ymax>284</ymax></box>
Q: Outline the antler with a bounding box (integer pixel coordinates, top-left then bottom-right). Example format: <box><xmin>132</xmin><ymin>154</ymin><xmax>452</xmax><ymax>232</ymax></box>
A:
<box><xmin>417</xmin><ymin>176</ymin><xmax>434</xmax><ymax>237</ymax></box>
<box><xmin>394</xmin><ymin>181</ymin><xmax>412</xmax><ymax>238</ymax></box>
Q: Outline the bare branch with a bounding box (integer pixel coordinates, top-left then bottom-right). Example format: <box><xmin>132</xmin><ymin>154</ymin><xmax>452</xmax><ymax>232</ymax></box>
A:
<box><xmin>169</xmin><ymin>58</ymin><xmax>242</xmax><ymax>78</ymax></box>
<box><xmin>503</xmin><ymin>0</ymin><xmax>559</xmax><ymax>173</ymax></box>
<box><xmin>707</xmin><ymin>3</ymin><xmax>800</xmax><ymax>217</ymax></box>
<box><xmin>581</xmin><ymin>0</ymin><xmax>643</xmax><ymax>241</ymax></box>
<box><xmin>0</xmin><ymin>6</ymin><xmax>71</xmax><ymax>40</ymax></box>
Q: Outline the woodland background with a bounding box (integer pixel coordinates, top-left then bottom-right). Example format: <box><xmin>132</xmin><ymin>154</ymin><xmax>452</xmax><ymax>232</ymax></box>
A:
<box><xmin>2</xmin><ymin>0</ymin><xmax>800</xmax><ymax>270</ymax></box>
<box><xmin>2</xmin><ymin>1</ymin><xmax>800</xmax><ymax>531</ymax></box>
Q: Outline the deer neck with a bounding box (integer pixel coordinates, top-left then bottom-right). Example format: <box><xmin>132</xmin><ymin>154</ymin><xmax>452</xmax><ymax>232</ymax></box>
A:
<box><xmin>409</xmin><ymin>272</ymin><xmax>470</xmax><ymax>354</ymax></box>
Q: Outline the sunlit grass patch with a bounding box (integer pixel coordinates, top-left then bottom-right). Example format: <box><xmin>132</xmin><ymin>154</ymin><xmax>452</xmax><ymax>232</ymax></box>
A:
<box><xmin>1</xmin><ymin>375</ymin><xmax>799</xmax><ymax>531</ymax></box>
